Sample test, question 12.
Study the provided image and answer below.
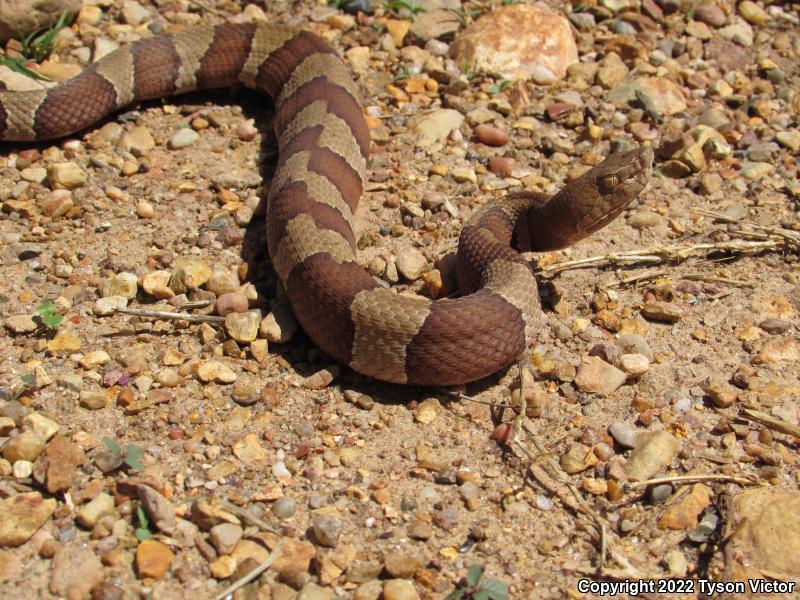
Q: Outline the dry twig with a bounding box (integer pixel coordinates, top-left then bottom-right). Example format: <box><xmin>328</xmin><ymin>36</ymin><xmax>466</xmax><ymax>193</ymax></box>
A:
<box><xmin>740</xmin><ymin>408</ymin><xmax>800</xmax><ymax>440</ymax></box>
<box><xmin>627</xmin><ymin>474</ymin><xmax>757</xmax><ymax>489</ymax></box>
<box><xmin>539</xmin><ymin>239</ymin><xmax>782</xmax><ymax>275</ymax></box>
<box><xmin>115</xmin><ymin>307</ymin><xmax>224</xmax><ymax>323</ymax></box>
<box><xmin>223</xmin><ymin>501</ymin><xmax>278</xmax><ymax>534</ymax></box>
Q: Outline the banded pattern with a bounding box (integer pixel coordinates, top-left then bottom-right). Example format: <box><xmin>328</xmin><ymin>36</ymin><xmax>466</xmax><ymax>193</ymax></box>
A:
<box><xmin>0</xmin><ymin>23</ymin><xmax>653</xmax><ymax>385</ymax></box>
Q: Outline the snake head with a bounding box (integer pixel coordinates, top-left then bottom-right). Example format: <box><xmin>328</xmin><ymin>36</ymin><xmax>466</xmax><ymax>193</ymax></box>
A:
<box><xmin>524</xmin><ymin>146</ymin><xmax>654</xmax><ymax>251</ymax></box>
<box><xmin>595</xmin><ymin>146</ymin><xmax>654</xmax><ymax>205</ymax></box>
<box><xmin>568</xmin><ymin>145</ymin><xmax>655</xmax><ymax>239</ymax></box>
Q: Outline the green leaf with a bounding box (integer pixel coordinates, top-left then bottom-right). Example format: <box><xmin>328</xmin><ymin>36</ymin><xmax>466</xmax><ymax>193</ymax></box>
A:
<box><xmin>473</xmin><ymin>591</ymin><xmax>491</xmax><ymax>600</ymax></box>
<box><xmin>393</xmin><ymin>68</ymin><xmax>410</xmax><ymax>83</ymax></box>
<box><xmin>0</xmin><ymin>56</ymin><xmax>50</xmax><ymax>81</ymax></box>
<box><xmin>103</xmin><ymin>436</ymin><xmax>121</xmax><ymax>455</ymax></box>
<box><xmin>135</xmin><ymin>505</ymin><xmax>152</xmax><ymax>541</ymax></box>
<box><xmin>487</xmin><ymin>79</ymin><xmax>511</xmax><ymax>94</ymax></box>
<box><xmin>35</xmin><ymin>301</ymin><xmax>63</xmax><ymax>329</ymax></box>
<box><xmin>466</xmin><ymin>563</ymin><xmax>484</xmax><ymax>587</ymax></box>
<box><xmin>480</xmin><ymin>578</ymin><xmax>509</xmax><ymax>600</ymax></box>
<box><xmin>124</xmin><ymin>444</ymin><xmax>145</xmax><ymax>471</ymax></box>
<box><xmin>20</xmin><ymin>373</ymin><xmax>35</xmax><ymax>385</ymax></box>
<box><xmin>443</xmin><ymin>590</ymin><xmax>466</xmax><ymax>600</ymax></box>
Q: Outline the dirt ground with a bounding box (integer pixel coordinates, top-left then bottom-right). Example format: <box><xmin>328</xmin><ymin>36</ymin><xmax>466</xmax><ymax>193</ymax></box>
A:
<box><xmin>2</xmin><ymin>0</ymin><xmax>800</xmax><ymax>599</ymax></box>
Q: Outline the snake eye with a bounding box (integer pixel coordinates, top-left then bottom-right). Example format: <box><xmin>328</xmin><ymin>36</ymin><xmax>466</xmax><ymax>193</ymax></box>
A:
<box><xmin>601</xmin><ymin>175</ymin><xmax>618</xmax><ymax>194</ymax></box>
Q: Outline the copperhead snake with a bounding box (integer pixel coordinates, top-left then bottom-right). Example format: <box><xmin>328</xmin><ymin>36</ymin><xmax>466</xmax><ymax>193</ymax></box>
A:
<box><xmin>0</xmin><ymin>23</ymin><xmax>653</xmax><ymax>385</ymax></box>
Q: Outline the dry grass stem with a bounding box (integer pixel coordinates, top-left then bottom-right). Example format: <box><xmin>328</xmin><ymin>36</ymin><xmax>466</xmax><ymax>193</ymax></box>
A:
<box><xmin>627</xmin><ymin>474</ymin><xmax>757</xmax><ymax>489</ymax></box>
<box><xmin>740</xmin><ymin>408</ymin><xmax>800</xmax><ymax>440</ymax></box>
<box><xmin>115</xmin><ymin>307</ymin><xmax>225</xmax><ymax>323</ymax></box>
<box><xmin>539</xmin><ymin>239</ymin><xmax>783</xmax><ymax>275</ymax></box>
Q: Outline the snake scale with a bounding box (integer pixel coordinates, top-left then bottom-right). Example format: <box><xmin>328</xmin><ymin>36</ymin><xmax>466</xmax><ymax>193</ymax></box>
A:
<box><xmin>0</xmin><ymin>22</ymin><xmax>653</xmax><ymax>385</ymax></box>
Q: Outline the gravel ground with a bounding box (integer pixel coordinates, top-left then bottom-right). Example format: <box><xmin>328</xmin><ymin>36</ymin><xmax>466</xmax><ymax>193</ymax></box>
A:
<box><xmin>2</xmin><ymin>1</ymin><xmax>800</xmax><ymax>599</ymax></box>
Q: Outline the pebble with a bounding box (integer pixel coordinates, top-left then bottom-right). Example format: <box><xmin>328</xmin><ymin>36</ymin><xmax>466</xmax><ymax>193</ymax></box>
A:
<box><xmin>231</xmin><ymin>382</ymin><xmax>258</xmax><ymax>405</ymax></box>
<box><xmin>395</xmin><ymin>249</ymin><xmax>428</xmax><ymax>282</ymax></box>
<box><xmin>450</xmin><ymin>167</ymin><xmax>477</xmax><ymax>184</ymax></box>
<box><xmin>664</xmin><ymin>549</ymin><xmax>688</xmax><ymax>578</ymax></box>
<box><xmin>414</xmin><ymin>398</ymin><xmax>439</xmax><ymax>424</ymax></box>
<box><xmin>608</xmin><ymin>422</ymin><xmax>638</xmax><ymax>449</ymax></box>
<box><xmin>235</xmin><ymin>120</ymin><xmax>258</xmax><ymax>141</ymax></box>
<box><xmin>141</xmin><ymin>270</ymin><xmax>172</xmax><ymax>297</ymax></box>
<box><xmin>136</xmin><ymin>539</ymin><xmax>174</xmax><ymax>580</ymax></box>
<box><xmin>695</xmin><ymin>3</ymin><xmax>727</xmax><ymax>27</ymax></box>
<box><xmin>413</xmin><ymin>109</ymin><xmax>464</xmax><ymax>148</ymax></box>
<box><xmin>488</xmin><ymin>156</ymin><xmax>515</xmax><ymax>176</ymax></box>
<box><xmin>407</xmin><ymin>520</ymin><xmax>433</xmax><ymax>540</ymax></box>
<box><xmin>225</xmin><ymin>310</ymin><xmax>261</xmax><ymax>342</ymax></box>
<box><xmin>641</xmin><ymin>301</ymin><xmax>684</xmax><ymax>323</ymax></box>
<box><xmin>725</xmin><ymin>488</ymin><xmax>800</xmax><ymax>575</ymax></box>
<box><xmin>120</xmin><ymin>126</ymin><xmax>155</xmax><ymax>156</ymax></box>
<box><xmin>776</xmin><ymin>130</ymin><xmax>800</xmax><ymax>153</ymax></box>
<box><xmin>197</xmin><ymin>361</ymin><xmax>237</xmax><ymax>384</ymax></box>
<box><xmin>207</xmin><ymin>270</ymin><xmax>240</xmax><ymax>295</ymax></box>
<box><xmin>624</xmin><ymin>431</ymin><xmax>680</xmax><ymax>481</ymax></box>
<box><xmin>103</xmin><ymin>271</ymin><xmax>138</xmax><ymax>299</ymax></box>
<box><xmin>22</xmin><ymin>413</ymin><xmax>59</xmax><ymax>441</ymax></box>
<box><xmin>474</xmin><ymin>124</ymin><xmax>508</xmax><ymax>146</ymax></box>
<box><xmin>297</xmin><ymin>582</ymin><xmax>335</xmax><ymax>600</ymax></box>
<box><xmin>12</xmin><ymin>460</ymin><xmax>32</xmax><ymax>479</ymax></box>
<box><xmin>385</xmin><ymin>553</ymin><xmax>423</xmax><ymax>579</ymax></box>
<box><xmin>560</xmin><ymin>443</ymin><xmax>599</xmax><ymax>474</ymax></box>
<box><xmin>209</xmin><ymin>555</ymin><xmax>237</xmax><ymax>579</ymax></box>
<box><xmin>611</xmin><ymin>77</ymin><xmax>687</xmax><ymax>116</ymax></box>
<box><xmin>232</xmin><ymin>434</ymin><xmax>266</xmax><ymax>463</ymax></box>
<box><xmin>303</xmin><ymin>365</ymin><xmax>340</xmax><ymax>389</ymax></box>
<box><xmin>94</xmin><ymin>295</ymin><xmax>128</xmax><ymax>315</ymax></box>
<box><xmin>452</xmin><ymin>4</ymin><xmax>576</xmax><ymax>82</ymax></box>
<box><xmin>135</xmin><ymin>199</ymin><xmax>155</xmax><ymax>218</ymax></box>
<box><xmin>739</xmin><ymin>1</ymin><xmax>770</xmax><ymax>25</ymax></box>
<box><xmin>698</xmin><ymin>173</ymin><xmax>722</xmax><ymax>195</ymax></box>
<box><xmin>618</xmin><ymin>353</ymin><xmax>650</xmax><ymax>378</ymax></box>
<box><xmin>260</xmin><ymin>302</ymin><xmax>298</xmax><ymax>343</ymax></box>
<box><xmin>0</xmin><ymin>492</ymin><xmax>56</xmax><ymax>547</ymax></box>
<box><xmin>649</xmin><ymin>483</ymin><xmax>674</xmax><ymax>504</ymax></box>
<box><xmin>4</xmin><ymin>314</ymin><xmax>37</xmax><ymax>333</ymax></box>
<box><xmin>758</xmin><ymin>318</ymin><xmax>791</xmax><ymax>334</ymax></box>
<box><xmin>383</xmin><ymin>579</ymin><xmax>420</xmax><ymax>600</ymax></box>
<box><xmin>77</xmin><ymin>492</ymin><xmax>115</xmax><ymax>528</ymax></box>
<box><xmin>703</xmin><ymin>380</ymin><xmax>738</xmax><ymax>408</ymax></box>
<box><xmin>574</xmin><ymin>356</ymin><xmax>627</xmax><ymax>395</ymax></box>
<box><xmin>42</xmin><ymin>190</ymin><xmax>74</xmax><ymax>218</ymax></box>
<box><xmin>312</xmin><ymin>515</ymin><xmax>342</xmax><ymax>548</ymax></box>
<box><xmin>210</xmin><ymin>523</ymin><xmax>243</xmax><ymax>555</ymax></box>
<box><xmin>168</xmin><ymin>128</ymin><xmax>200</xmax><ymax>149</ymax></box>
<box><xmin>79</xmin><ymin>391</ymin><xmax>109</xmax><ymax>410</ymax></box>
<box><xmin>49</xmin><ymin>544</ymin><xmax>104</xmax><ymax>599</ymax></box>
<box><xmin>79</xmin><ymin>350</ymin><xmax>111</xmax><ymax>369</ymax></box>
<box><xmin>615</xmin><ymin>334</ymin><xmax>653</xmax><ymax>361</ymax></box>
<box><xmin>626</xmin><ymin>210</ymin><xmax>661</xmax><ymax>229</ymax></box>
<box><xmin>122</xmin><ymin>0</ymin><xmax>152</xmax><ymax>25</ymax></box>
<box><xmin>272</xmin><ymin>496</ymin><xmax>297</xmax><ymax>519</ymax></box>
<box><xmin>2</xmin><ymin>431</ymin><xmax>45</xmax><ymax>463</ymax></box>
<box><xmin>47</xmin><ymin>162</ymin><xmax>87</xmax><ymax>190</ymax></box>
<box><xmin>658</xmin><ymin>484</ymin><xmax>712</xmax><ymax>530</ymax></box>
<box><xmin>753</xmin><ymin>338</ymin><xmax>800</xmax><ymax>364</ymax></box>
<box><xmin>718</xmin><ymin>22</ymin><xmax>754</xmax><ymax>47</ymax></box>
<box><xmin>138</xmin><ymin>485</ymin><xmax>176</xmax><ymax>534</ymax></box>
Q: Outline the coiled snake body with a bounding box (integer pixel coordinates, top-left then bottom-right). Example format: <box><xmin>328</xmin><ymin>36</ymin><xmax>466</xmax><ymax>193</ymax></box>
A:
<box><xmin>0</xmin><ymin>23</ymin><xmax>653</xmax><ymax>385</ymax></box>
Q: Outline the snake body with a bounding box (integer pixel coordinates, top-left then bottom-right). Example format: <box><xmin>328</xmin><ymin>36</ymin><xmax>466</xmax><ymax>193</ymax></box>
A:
<box><xmin>0</xmin><ymin>23</ymin><xmax>653</xmax><ymax>385</ymax></box>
